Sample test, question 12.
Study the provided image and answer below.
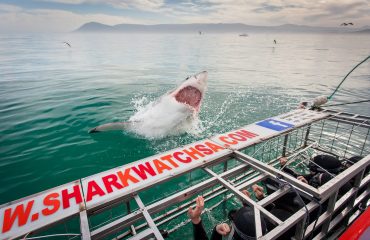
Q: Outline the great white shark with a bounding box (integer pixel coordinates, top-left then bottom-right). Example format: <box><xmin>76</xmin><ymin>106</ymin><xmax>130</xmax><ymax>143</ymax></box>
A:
<box><xmin>89</xmin><ymin>71</ymin><xmax>208</xmax><ymax>138</ymax></box>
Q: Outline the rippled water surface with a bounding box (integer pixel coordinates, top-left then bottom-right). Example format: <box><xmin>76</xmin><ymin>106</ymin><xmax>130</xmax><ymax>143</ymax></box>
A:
<box><xmin>0</xmin><ymin>32</ymin><xmax>369</xmax><ymax>236</ymax></box>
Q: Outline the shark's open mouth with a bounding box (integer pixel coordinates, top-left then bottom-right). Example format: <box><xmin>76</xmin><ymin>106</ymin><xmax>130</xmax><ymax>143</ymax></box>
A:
<box><xmin>175</xmin><ymin>86</ymin><xmax>202</xmax><ymax>109</ymax></box>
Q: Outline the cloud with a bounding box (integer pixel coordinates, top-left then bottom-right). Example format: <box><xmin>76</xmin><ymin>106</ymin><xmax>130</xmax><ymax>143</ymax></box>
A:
<box><xmin>40</xmin><ymin>0</ymin><xmax>165</xmax><ymax>11</ymax></box>
<box><xmin>0</xmin><ymin>4</ymin><xmax>148</xmax><ymax>33</ymax></box>
<box><xmin>253</xmin><ymin>2</ymin><xmax>302</xmax><ymax>13</ymax></box>
<box><xmin>173</xmin><ymin>0</ymin><xmax>370</xmax><ymax>26</ymax></box>
<box><xmin>254</xmin><ymin>3</ymin><xmax>283</xmax><ymax>13</ymax></box>
<box><xmin>0</xmin><ymin>3</ymin><xmax>23</xmax><ymax>12</ymax></box>
<box><xmin>303</xmin><ymin>0</ymin><xmax>370</xmax><ymax>25</ymax></box>
<box><xmin>325</xmin><ymin>1</ymin><xmax>366</xmax><ymax>15</ymax></box>
<box><xmin>1</xmin><ymin>0</ymin><xmax>370</xmax><ymax>32</ymax></box>
<box><xmin>38</xmin><ymin>0</ymin><xmax>85</xmax><ymax>4</ymax></box>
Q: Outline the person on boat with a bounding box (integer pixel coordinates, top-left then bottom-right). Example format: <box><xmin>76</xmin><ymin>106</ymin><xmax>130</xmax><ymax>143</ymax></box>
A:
<box><xmin>188</xmin><ymin>185</ymin><xmax>296</xmax><ymax>239</ymax></box>
<box><xmin>188</xmin><ymin>193</ymin><xmax>267</xmax><ymax>240</ymax></box>
<box><xmin>278</xmin><ymin>155</ymin><xmax>341</xmax><ymax>184</ymax></box>
<box><xmin>263</xmin><ymin>157</ymin><xmax>339</xmax><ymax>229</ymax></box>
<box><xmin>278</xmin><ymin>155</ymin><xmax>352</xmax><ymax>195</ymax></box>
<box><xmin>343</xmin><ymin>155</ymin><xmax>369</xmax><ymax>174</ymax></box>
<box><xmin>250</xmin><ymin>184</ymin><xmax>298</xmax><ymax>239</ymax></box>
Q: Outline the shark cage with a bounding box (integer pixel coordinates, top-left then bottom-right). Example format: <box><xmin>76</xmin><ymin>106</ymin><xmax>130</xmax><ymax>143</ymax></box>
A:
<box><xmin>1</xmin><ymin>108</ymin><xmax>369</xmax><ymax>240</ymax></box>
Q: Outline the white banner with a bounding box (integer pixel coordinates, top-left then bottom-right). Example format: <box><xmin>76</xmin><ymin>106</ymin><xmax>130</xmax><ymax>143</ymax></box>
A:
<box><xmin>0</xmin><ymin>181</ymin><xmax>83</xmax><ymax>239</ymax></box>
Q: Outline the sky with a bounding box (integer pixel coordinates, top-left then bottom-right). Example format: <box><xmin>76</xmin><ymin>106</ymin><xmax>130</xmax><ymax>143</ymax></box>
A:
<box><xmin>0</xmin><ymin>0</ymin><xmax>369</xmax><ymax>32</ymax></box>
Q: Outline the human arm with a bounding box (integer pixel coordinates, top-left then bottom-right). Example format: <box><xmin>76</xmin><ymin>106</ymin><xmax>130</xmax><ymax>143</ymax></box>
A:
<box><xmin>297</xmin><ymin>176</ymin><xmax>308</xmax><ymax>184</ymax></box>
<box><xmin>192</xmin><ymin>220</ymin><xmax>209</xmax><ymax>240</ymax></box>
<box><xmin>280</xmin><ymin>157</ymin><xmax>301</xmax><ymax>178</ymax></box>
<box><xmin>252</xmin><ymin>184</ymin><xmax>276</xmax><ymax>211</ymax></box>
<box><xmin>210</xmin><ymin>223</ymin><xmax>230</xmax><ymax>240</ymax></box>
<box><xmin>189</xmin><ymin>196</ymin><xmax>230</xmax><ymax>240</ymax></box>
<box><xmin>189</xmin><ymin>196</ymin><xmax>208</xmax><ymax>240</ymax></box>
<box><xmin>188</xmin><ymin>196</ymin><xmax>204</xmax><ymax>224</ymax></box>
<box><xmin>252</xmin><ymin>184</ymin><xmax>265</xmax><ymax>200</ymax></box>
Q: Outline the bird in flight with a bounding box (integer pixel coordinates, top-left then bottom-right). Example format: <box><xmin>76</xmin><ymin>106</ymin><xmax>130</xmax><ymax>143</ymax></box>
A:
<box><xmin>340</xmin><ymin>22</ymin><xmax>354</xmax><ymax>26</ymax></box>
<box><xmin>63</xmin><ymin>41</ymin><xmax>71</xmax><ymax>47</ymax></box>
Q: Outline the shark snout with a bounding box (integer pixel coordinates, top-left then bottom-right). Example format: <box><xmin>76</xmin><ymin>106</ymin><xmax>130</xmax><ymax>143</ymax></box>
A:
<box><xmin>195</xmin><ymin>71</ymin><xmax>207</xmax><ymax>81</ymax></box>
<box><xmin>194</xmin><ymin>71</ymin><xmax>208</xmax><ymax>88</ymax></box>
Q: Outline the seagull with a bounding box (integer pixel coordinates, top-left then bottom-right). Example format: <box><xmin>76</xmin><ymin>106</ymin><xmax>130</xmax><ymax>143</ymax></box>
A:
<box><xmin>63</xmin><ymin>41</ymin><xmax>71</xmax><ymax>47</ymax></box>
<box><xmin>340</xmin><ymin>22</ymin><xmax>354</xmax><ymax>26</ymax></box>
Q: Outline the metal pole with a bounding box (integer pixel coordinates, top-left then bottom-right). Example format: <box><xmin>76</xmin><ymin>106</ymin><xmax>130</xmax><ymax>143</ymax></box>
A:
<box><xmin>303</xmin><ymin>125</ymin><xmax>311</xmax><ymax>147</ymax></box>
<box><xmin>234</xmin><ymin>151</ymin><xmax>320</xmax><ymax>198</ymax></box>
<box><xmin>342</xmin><ymin>169</ymin><xmax>365</xmax><ymax>226</ymax></box>
<box><xmin>80</xmin><ymin>210</ymin><xmax>91</xmax><ymax>240</ymax></box>
<box><xmin>134</xmin><ymin>195</ymin><xmax>164</xmax><ymax>240</ymax></box>
<box><xmin>320</xmin><ymin>190</ymin><xmax>338</xmax><ymax>234</ymax></box>
<box><xmin>203</xmin><ymin>167</ymin><xmax>282</xmax><ymax>225</ymax></box>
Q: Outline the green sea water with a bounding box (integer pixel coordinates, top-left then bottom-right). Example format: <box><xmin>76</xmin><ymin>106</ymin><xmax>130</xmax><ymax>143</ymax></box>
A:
<box><xmin>0</xmin><ymin>32</ymin><xmax>369</xmax><ymax>238</ymax></box>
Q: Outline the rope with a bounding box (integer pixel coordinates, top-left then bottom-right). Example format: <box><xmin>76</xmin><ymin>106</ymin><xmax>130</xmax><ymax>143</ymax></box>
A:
<box><xmin>328</xmin><ymin>55</ymin><xmax>370</xmax><ymax>100</ymax></box>
<box><xmin>275</xmin><ymin>177</ymin><xmax>310</xmax><ymax>240</ymax></box>
<box><xmin>308</xmin><ymin>198</ymin><xmax>322</xmax><ymax>240</ymax></box>
<box><xmin>323</xmin><ymin>99</ymin><xmax>370</xmax><ymax>107</ymax></box>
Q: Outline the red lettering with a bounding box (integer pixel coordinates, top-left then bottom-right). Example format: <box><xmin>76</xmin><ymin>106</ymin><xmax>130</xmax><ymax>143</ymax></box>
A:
<box><xmin>117</xmin><ymin>169</ymin><xmax>139</xmax><ymax>187</ymax></box>
<box><xmin>195</xmin><ymin>144</ymin><xmax>213</xmax><ymax>155</ymax></box>
<box><xmin>102</xmin><ymin>174</ymin><xmax>123</xmax><ymax>193</ymax></box>
<box><xmin>132</xmin><ymin>162</ymin><xmax>156</xmax><ymax>180</ymax></box>
<box><xmin>183</xmin><ymin>147</ymin><xmax>204</xmax><ymax>160</ymax></box>
<box><xmin>42</xmin><ymin>193</ymin><xmax>60</xmax><ymax>216</ymax></box>
<box><xmin>160</xmin><ymin>154</ymin><xmax>179</xmax><ymax>168</ymax></box>
<box><xmin>86</xmin><ymin>181</ymin><xmax>105</xmax><ymax>202</ymax></box>
<box><xmin>152</xmin><ymin>159</ymin><xmax>172</xmax><ymax>174</ymax></box>
<box><xmin>235</xmin><ymin>130</ymin><xmax>258</xmax><ymax>139</ymax></box>
<box><xmin>173</xmin><ymin>151</ymin><xmax>192</xmax><ymax>163</ymax></box>
<box><xmin>219</xmin><ymin>136</ymin><xmax>238</xmax><ymax>145</ymax></box>
<box><xmin>2</xmin><ymin>200</ymin><xmax>34</xmax><ymax>233</ymax></box>
<box><xmin>62</xmin><ymin>185</ymin><xmax>83</xmax><ymax>209</ymax></box>
<box><xmin>229</xmin><ymin>133</ymin><xmax>246</xmax><ymax>141</ymax></box>
<box><xmin>204</xmin><ymin>141</ymin><xmax>224</xmax><ymax>152</ymax></box>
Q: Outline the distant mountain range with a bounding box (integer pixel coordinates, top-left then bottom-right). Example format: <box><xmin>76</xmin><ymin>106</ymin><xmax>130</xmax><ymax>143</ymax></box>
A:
<box><xmin>356</xmin><ymin>29</ymin><xmax>370</xmax><ymax>34</ymax></box>
<box><xmin>75</xmin><ymin>22</ymin><xmax>370</xmax><ymax>34</ymax></box>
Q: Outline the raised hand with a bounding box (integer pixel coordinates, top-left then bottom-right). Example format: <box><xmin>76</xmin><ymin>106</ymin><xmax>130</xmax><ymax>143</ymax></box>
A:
<box><xmin>216</xmin><ymin>223</ymin><xmax>231</xmax><ymax>236</ymax></box>
<box><xmin>188</xmin><ymin>196</ymin><xmax>204</xmax><ymax>224</ymax></box>
<box><xmin>252</xmin><ymin>184</ymin><xmax>265</xmax><ymax>200</ymax></box>
<box><xmin>241</xmin><ymin>189</ymin><xmax>251</xmax><ymax>198</ymax></box>
<box><xmin>279</xmin><ymin>157</ymin><xmax>288</xmax><ymax>166</ymax></box>
<box><xmin>297</xmin><ymin>176</ymin><xmax>308</xmax><ymax>184</ymax></box>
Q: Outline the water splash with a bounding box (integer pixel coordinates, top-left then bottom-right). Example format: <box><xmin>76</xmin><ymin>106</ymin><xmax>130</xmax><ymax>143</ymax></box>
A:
<box><xmin>201</xmin><ymin>90</ymin><xmax>245</xmax><ymax>131</ymax></box>
<box><xmin>129</xmin><ymin>87</ymin><xmax>300</xmax><ymax>155</ymax></box>
<box><xmin>128</xmin><ymin>95</ymin><xmax>201</xmax><ymax>139</ymax></box>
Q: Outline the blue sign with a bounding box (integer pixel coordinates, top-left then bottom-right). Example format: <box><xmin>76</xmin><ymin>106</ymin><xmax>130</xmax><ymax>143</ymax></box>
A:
<box><xmin>256</xmin><ymin>119</ymin><xmax>294</xmax><ymax>131</ymax></box>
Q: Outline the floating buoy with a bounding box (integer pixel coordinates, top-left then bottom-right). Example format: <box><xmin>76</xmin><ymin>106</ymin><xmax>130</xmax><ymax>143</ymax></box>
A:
<box><xmin>312</xmin><ymin>96</ymin><xmax>328</xmax><ymax>107</ymax></box>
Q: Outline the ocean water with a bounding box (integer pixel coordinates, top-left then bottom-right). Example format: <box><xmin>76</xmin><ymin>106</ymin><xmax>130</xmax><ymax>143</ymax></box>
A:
<box><xmin>0</xmin><ymin>32</ymin><xmax>369</xmax><ymax>237</ymax></box>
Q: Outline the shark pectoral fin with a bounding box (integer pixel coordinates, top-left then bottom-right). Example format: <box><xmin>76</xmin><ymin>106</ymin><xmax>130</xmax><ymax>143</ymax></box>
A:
<box><xmin>88</xmin><ymin>122</ymin><xmax>128</xmax><ymax>133</ymax></box>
